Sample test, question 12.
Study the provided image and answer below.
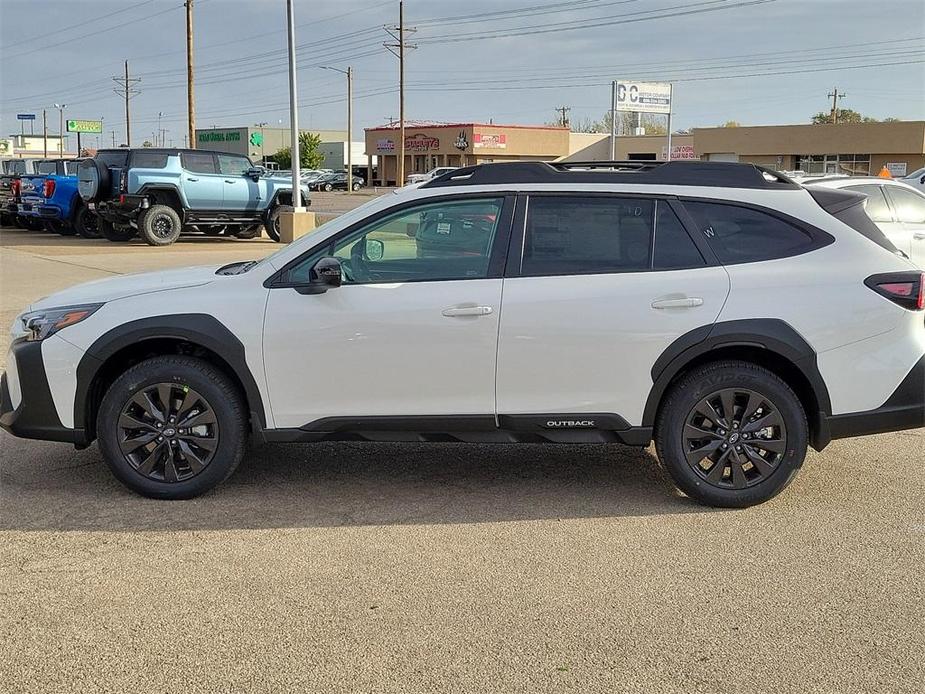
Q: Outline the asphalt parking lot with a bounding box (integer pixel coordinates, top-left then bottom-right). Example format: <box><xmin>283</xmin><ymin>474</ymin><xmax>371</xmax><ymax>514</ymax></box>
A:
<box><xmin>1</xmin><ymin>228</ymin><xmax>923</xmax><ymax>693</ymax></box>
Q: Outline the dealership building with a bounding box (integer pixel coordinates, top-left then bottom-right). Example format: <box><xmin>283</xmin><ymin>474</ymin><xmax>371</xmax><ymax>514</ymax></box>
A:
<box><xmin>365</xmin><ymin>120</ymin><xmax>925</xmax><ymax>185</ymax></box>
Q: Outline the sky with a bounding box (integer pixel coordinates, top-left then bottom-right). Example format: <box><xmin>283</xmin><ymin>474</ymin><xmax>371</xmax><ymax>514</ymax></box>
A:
<box><xmin>1</xmin><ymin>0</ymin><xmax>923</xmax><ymax>149</ymax></box>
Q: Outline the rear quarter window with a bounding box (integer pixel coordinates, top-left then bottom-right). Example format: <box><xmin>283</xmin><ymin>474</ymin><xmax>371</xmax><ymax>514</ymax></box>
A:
<box><xmin>35</xmin><ymin>161</ymin><xmax>58</xmax><ymax>174</ymax></box>
<box><xmin>131</xmin><ymin>151</ymin><xmax>169</xmax><ymax>169</ymax></box>
<box><xmin>683</xmin><ymin>200</ymin><xmax>817</xmax><ymax>264</ymax></box>
<box><xmin>96</xmin><ymin>151</ymin><xmax>129</xmax><ymax>168</ymax></box>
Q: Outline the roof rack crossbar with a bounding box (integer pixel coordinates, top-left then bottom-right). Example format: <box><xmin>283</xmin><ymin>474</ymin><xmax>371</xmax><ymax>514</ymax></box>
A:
<box><xmin>422</xmin><ymin>160</ymin><xmax>801</xmax><ymax>190</ymax></box>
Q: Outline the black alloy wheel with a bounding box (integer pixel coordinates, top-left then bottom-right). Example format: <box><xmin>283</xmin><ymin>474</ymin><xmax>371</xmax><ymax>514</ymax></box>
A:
<box><xmin>150</xmin><ymin>212</ymin><xmax>175</xmax><ymax>238</ymax></box>
<box><xmin>683</xmin><ymin>387</ymin><xmax>787</xmax><ymax>490</ymax></box>
<box><xmin>117</xmin><ymin>382</ymin><xmax>219</xmax><ymax>483</ymax></box>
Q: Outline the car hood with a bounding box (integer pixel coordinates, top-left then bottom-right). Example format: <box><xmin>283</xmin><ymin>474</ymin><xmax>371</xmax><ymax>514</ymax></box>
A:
<box><xmin>29</xmin><ymin>265</ymin><xmax>223</xmax><ymax>311</ymax></box>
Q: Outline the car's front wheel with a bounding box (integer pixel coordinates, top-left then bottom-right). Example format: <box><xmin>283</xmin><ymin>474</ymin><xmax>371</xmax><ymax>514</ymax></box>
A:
<box><xmin>655</xmin><ymin>360</ymin><xmax>807</xmax><ymax>508</ymax></box>
<box><xmin>97</xmin><ymin>355</ymin><xmax>247</xmax><ymax>499</ymax></box>
<box><xmin>265</xmin><ymin>206</ymin><xmax>282</xmax><ymax>242</ymax></box>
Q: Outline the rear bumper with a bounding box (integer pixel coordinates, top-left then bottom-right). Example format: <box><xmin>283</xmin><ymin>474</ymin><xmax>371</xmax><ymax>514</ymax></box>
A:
<box><xmin>0</xmin><ymin>340</ymin><xmax>88</xmax><ymax>446</ymax></box>
<box><xmin>816</xmin><ymin>354</ymin><xmax>925</xmax><ymax>448</ymax></box>
<box><xmin>19</xmin><ymin>201</ymin><xmax>63</xmax><ymax>220</ymax></box>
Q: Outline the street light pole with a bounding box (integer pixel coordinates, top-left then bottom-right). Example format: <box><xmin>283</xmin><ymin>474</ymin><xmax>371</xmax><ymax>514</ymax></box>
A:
<box><xmin>286</xmin><ymin>0</ymin><xmax>303</xmax><ymax>211</ymax></box>
<box><xmin>321</xmin><ymin>65</ymin><xmax>354</xmax><ymax>191</ymax></box>
<box><xmin>54</xmin><ymin>103</ymin><xmax>66</xmax><ymax>156</ymax></box>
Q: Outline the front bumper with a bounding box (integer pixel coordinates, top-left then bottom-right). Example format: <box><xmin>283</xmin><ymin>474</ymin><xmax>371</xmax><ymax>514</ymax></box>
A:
<box><xmin>0</xmin><ymin>339</ymin><xmax>88</xmax><ymax>446</ymax></box>
<box><xmin>817</xmin><ymin>354</ymin><xmax>925</xmax><ymax>447</ymax></box>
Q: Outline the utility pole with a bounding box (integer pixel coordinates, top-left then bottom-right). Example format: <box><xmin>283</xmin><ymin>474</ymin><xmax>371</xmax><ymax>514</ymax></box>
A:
<box><xmin>828</xmin><ymin>87</ymin><xmax>845</xmax><ymax>124</ymax></box>
<box><xmin>113</xmin><ymin>60</ymin><xmax>141</xmax><ymax>146</ymax></box>
<box><xmin>321</xmin><ymin>66</ymin><xmax>354</xmax><ymax>190</ymax></box>
<box><xmin>186</xmin><ymin>0</ymin><xmax>196</xmax><ymax>149</ymax></box>
<box><xmin>385</xmin><ymin>1</ymin><xmax>416</xmax><ymax>186</ymax></box>
<box><xmin>43</xmin><ymin>109</ymin><xmax>48</xmax><ymax>158</ymax></box>
<box><xmin>610</xmin><ymin>81</ymin><xmax>617</xmax><ymax>160</ymax></box>
<box><xmin>157</xmin><ymin>112</ymin><xmax>163</xmax><ymax>146</ymax></box>
<box><xmin>555</xmin><ymin>106</ymin><xmax>570</xmax><ymax>129</ymax></box>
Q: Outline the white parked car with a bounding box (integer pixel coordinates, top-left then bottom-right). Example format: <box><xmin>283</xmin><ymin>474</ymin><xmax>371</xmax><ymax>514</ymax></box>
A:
<box><xmin>803</xmin><ymin>176</ymin><xmax>925</xmax><ymax>267</ymax></box>
<box><xmin>406</xmin><ymin>166</ymin><xmax>458</xmax><ymax>185</ymax></box>
<box><xmin>902</xmin><ymin>167</ymin><xmax>925</xmax><ymax>192</ymax></box>
<box><xmin>3</xmin><ymin>161</ymin><xmax>923</xmax><ymax>507</ymax></box>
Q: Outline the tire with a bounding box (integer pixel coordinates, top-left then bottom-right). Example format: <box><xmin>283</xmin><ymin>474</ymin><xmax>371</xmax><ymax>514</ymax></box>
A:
<box><xmin>74</xmin><ymin>205</ymin><xmax>101</xmax><ymax>239</ymax></box>
<box><xmin>97</xmin><ymin>355</ymin><xmax>247</xmax><ymax>500</ymax></box>
<box><xmin>352</xmin><ymin>182</ymin><xmax>361</xmax><ymax>191</ymax></box>
<box><xmin>654</xmin><ymin>360</ymin><xmax>808</xmax><ymax>508</ymax></box>
<box><xmin>139</xmin><ymin>204</ymin><xmax>182</xmax><ymax>246</ymax></box>
<box><xmin>323</xmin><ymin>183</ymin><xmax>333</xmax><ymax>192</ymax></box>
<box><xmin>234</xmin><ymin>224</ymin><xmax>263</xmax><ymax>239</ymax></box>
<box><xmin>265</xmin><ymin>206</ymin><xmax>282</xmax><ymax>242</ymax></box>
<box><xmin>98</xmin><ymin>218</ymin><xmax>137</xmax><ymax>242</ymax></box>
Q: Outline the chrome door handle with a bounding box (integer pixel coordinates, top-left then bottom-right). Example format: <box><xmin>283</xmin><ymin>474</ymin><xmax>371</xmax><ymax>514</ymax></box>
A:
<box><xmin>442</xmin><ymin>306</ymin><xmax>493</xmax><ymax>317</ymax></box>
<box><xmin>913</xmin><ymin>231</ymin><xmax>925</xmax><ymax>240</ymax></box>
<box><xmin>651</xmin><ymin>297</ymin><xmax>704</xmax><ymax>309</ymax></box>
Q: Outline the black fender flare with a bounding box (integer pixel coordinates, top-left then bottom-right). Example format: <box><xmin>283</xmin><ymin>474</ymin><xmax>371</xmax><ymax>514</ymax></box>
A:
<box><xmin>136</xmin><ymin>184</ymin><xmax>186</xmax><ymax>213</ymax></box>
<box><xmin>74</xmin><ymin>314</ymin><xmax>267</xmax><ymax>438</ymax></box>
<box><xmin>642</xmin><ymin>318</ymin><xmax>832</xmax><ymax>441</ymax></box>
<box><xmin>267</xmin><ymin>188</ymin><xmax>309</xmax><ymax>213</ymax></box>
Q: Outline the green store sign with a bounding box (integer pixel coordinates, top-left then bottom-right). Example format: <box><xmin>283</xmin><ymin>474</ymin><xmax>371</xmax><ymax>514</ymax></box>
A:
<box><xmin>198</xmin><ymin>131</ymin><xmax>242</xmax><ymax>143</ymax></box>
<box><xmin>66</xmin><ymin>119</ymin><xmax>103</xmax><ymax>134</ymax></box>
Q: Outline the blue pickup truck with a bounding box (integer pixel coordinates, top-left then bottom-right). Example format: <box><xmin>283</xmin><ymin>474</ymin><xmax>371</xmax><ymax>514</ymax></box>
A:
<box><xmin>18</xmin><ymin>159</ymin><xmax>99</xmax><ymax>237</ymax></box>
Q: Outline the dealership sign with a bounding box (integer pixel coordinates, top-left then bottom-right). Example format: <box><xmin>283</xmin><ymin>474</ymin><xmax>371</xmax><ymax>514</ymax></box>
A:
<box><xmin>474</xmin><ymin>133</ymin><xmax>506</xmax><ymax>149</ymax></box>
<box><xmin>66</xmin><ymin>119</ymin><xmax>103</xmax><ymax>134</ymax></box>
<box><xmin>198</xmin><ymin>130</ymin><xmax>241</xmax><ymax>143</ymax></box>
<box><xmin>405</xmin><ymin>133</ymin><xmax>440</xmax><ymax>151</ymax></box>
<box><xmin>617</xmin><ymin>81</ymin><xmax>671</xmax><ymax>114</ymax></box>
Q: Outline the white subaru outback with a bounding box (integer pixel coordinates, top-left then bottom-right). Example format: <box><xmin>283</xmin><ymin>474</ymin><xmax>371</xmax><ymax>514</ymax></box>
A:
<box><xmin>2</xmin><ymin>161</ymin><xmax>923</xmax><ymax>507</ymax></box>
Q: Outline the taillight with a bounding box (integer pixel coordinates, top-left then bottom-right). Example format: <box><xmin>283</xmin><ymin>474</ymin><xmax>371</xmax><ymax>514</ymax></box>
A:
<box><xmin>43</xmin><ymin>179</ymin><xmax>56</xmax><ymax>198</ymax></box>
<box><xmin>11</xmin><ymin>179</ymin><xmax>20</xmax><ymax>196</ymax></box>
<box><xmin>865</xmin><ymin>272</ymin><xmax>925</xmax><ymax>311</ymax></box>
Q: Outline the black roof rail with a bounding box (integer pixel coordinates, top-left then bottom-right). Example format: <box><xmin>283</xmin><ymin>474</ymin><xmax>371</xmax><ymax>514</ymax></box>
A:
<box><xmin>422</xmin><ymin>160</ymin><xmax>801</xmax><ymax>190</ymax></box>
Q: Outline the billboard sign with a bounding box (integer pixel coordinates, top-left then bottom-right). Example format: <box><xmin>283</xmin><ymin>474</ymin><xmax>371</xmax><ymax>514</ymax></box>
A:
<box><xmin>617</xmin><ymin>81</ymin><xmax>671</xmax><ymax>114</ymax></box>
<box><xmin>67</xmin><ymin>119</ymin><xmax>103</xmax><ymax>134</ymax></box>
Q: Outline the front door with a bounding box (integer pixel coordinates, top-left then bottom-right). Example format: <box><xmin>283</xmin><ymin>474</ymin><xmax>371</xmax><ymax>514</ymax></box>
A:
<box><xmin>263</xmin><ymin>195</ymin><xmax>513</xmax><ymax>428</ymax></box>
<box><xmin>496</xmin><ymin>194</ymin><xmax>730</xmax><ymax>427</ymax></box>
<box><xmin>179</xmin><ymin>151</ymin><xmax>224</xmax><ymax>210</ymax></box>
<box><xmin>217</xmin><ymin>154</ymin><xmax>261</xmax><ymax>212</ymax></box>
<box><xmin>883</xmin><ymin>184</ymin><xmax>925</xmax><ymax>267</ymax></box>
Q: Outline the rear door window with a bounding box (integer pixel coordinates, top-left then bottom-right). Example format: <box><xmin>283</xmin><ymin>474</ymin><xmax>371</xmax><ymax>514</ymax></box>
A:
<box><xmin>181</xmin><ymin>152</ymin><xmax>218</xmax><ymax>174</ymax></box>
<box><xmin>683</xmin><ymin>201</ymin><xmax>816</xmax><ymax>264</ymax></box>
<box><xmin>35</xmin><ymin>161</ymin><xmax>57</xmax><ymax>174</ymax></box>
<box><xmin>844</xmin><ymin>184</ymin><xmax>894</xmax><ymax>223</ymax></box>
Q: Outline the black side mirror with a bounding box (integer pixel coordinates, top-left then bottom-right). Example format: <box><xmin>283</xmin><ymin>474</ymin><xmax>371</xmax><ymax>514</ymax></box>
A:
<box><xmin>295</xmin><ymin>257</ymin><xmax>342</xmax><ymax>295</ymax></box>
<box><xmin>245</xmin><ymin>167</ymin><xmax>263</xmax><ymax>180</ymax></box>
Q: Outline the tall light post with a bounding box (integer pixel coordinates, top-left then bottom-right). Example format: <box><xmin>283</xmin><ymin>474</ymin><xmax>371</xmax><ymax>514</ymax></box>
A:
<box><xmin>157</xmin><ymin>111</ymin><xmax>164</xmax><ymax>146</ymax></box>
<box><xmin>255</xmin><ymin>121</ymin><xmax>268</xmax><ymax>164</ymax></box>
<box><xmin>321</xmin><ymin>65</ymin><xmax>353</xmax><ymax>191</ymax></box>
<box><xmin>286</xmin><ymin>0</ymin><xmax>303</xmax><ymax>211</ymax></box>
<box><xmin>54</xmin><ymin>103</ymin><xmax>66</xmax><ymax>156</ymax></box>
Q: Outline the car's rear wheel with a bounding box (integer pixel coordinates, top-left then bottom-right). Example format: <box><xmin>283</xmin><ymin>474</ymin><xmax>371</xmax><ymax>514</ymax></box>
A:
<box><xmin>139</xmin><ymin>204</ymin><xmax>182</xmax><ymax>246</ymax></box>
<box><xmin>323</xmin><ymin>183</ymin><xmax>333</xmax><ymax>192</ymax></box>
<box><xmin>352</xmin><ymin>182</ymin><xmax>361</xmax><ymax>191</ymax></box>
<box><xmin>97</xmin><ymin>356</ymin><xmax>247</xmax><ymax>499</ymax></box>
<box><xmin>74</xmin><ymin>205</ymin><xmax>100</xmax><ymax>239</ymax></box>
<box><xmin>655</xmin><ymin>360</ymin><xmax>807</xmax><ymax>508</ymax></box>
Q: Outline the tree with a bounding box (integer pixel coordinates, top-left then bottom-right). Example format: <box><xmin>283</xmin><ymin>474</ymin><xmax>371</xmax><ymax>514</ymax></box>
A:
<box><xmin>271</xmin><ymin>131</ymin><xmax>324</xmax><ymax>169</ymax></box>
<box><xmin>720</xmin><ymin>120</ymin><xmax>741</xmax><ymax>128</ymax></box>
<box><xmin>564</xmin><ymin>111</ymin><xmax>667</xmax><ymax>135</ymax></box>
<box><xmin>811</xmin><ymin>109</ymin><xmax>879</xmax><ymax>125</ymax></box>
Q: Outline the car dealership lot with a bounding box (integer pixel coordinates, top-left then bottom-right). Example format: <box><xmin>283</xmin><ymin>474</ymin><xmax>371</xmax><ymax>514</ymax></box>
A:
<box><xmin>1</xmin><ymin>230</ymin><xmax>923</xmax><ymax>693</ymax></box>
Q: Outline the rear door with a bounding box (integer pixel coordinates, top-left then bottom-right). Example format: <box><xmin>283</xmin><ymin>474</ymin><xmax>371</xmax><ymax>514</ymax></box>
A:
<box><xmin>179</xmin><ymin>151</ymin><xmax>223</xmax><ymax>209</ymax></box>
<box><xmin>883</xmin><ymin>184</ymin><xmax>925</xmax><ymax>267</ymax></box>
<box><xmin>495</xmin><ymin>194</ymin><xmax>729</xmax><ymax>428</ymax></box>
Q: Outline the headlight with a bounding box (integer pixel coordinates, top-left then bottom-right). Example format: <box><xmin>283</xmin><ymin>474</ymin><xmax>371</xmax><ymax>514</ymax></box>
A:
<box><xmin>19</xmin><ymin>303</ymin><xmax>103</xmax><ymax>342</ymax></box>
